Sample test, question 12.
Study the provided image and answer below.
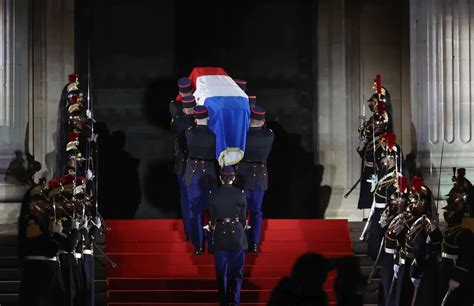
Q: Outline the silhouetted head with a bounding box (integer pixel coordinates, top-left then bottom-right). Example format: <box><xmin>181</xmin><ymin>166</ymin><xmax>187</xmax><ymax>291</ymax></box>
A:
<box><xmin>290</xmin><ymin>253</ymin><xmax>329</xmax><ymax>293</ymax></box>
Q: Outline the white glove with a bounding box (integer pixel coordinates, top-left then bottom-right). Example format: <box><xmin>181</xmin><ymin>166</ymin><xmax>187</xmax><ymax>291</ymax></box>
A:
<box><xmin>202</xmin><ymin>225</ymin><xmax>211</xmax><ymax>232</ymax></box>
<box><xmin>71</xmin><ymin>219</ymin><xmax>80</xmax><ymax>230</ymax></box>
<box><xmin>393</xmin><ymin>264</ymin><xmax>400</xmax><ymax>278</ymax></box>
<box><xmin>80</xmin><ymin>217</ymin><xmax>89</xmax><ymax>229</ymax></box>
<box><xmin>448</xmin><ymin>279</ymin><xmax>460</xmax><ymax>290</ymax></box>
<box><xmin>86</xmin><ymin>169</ymin><xmax>94</xmax><ymax>180</ymax></box>
<box><xmin>411</xmin><ymin>277</ymin><xmax>421</xmax><ymax>287</ymax></box>
<box><xmin>91</xmin><ymin>216</ymin><xmax>101</xmax><ymax>229</ymax></box>
<box><xmin>357</xmin><ymin>140</ymin><xmax>367</xmax><ymax>151</ymax></box>
<box><xmin>50</xmin><ymin>221</ymin><xmax>63</xmax><ymax>234</ymax></box>
<box><xmin>367</xmin><ymin>174</ymin><xmax>378</xmax><ymax>192</ymax></box>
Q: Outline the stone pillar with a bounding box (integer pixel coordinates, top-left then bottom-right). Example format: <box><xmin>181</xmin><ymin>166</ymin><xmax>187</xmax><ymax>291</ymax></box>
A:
<box><xmin>0</xmin><ymin>0</ymin><xmax>30</xmax><ymax>224</ymax></box>
<box><xmin>410</xmin><ymin>0</ymin><xmax>474</xmax><ymax>198</ymax></box>
<box><xmin>0</xmin><ymin>0</ymin><xmax>74</xmax><ymax>225</ymax></box>
<box><xmin>31</xmin><ymin>0</ymin><xmax>74</xmax><ymax>180</ymax></box>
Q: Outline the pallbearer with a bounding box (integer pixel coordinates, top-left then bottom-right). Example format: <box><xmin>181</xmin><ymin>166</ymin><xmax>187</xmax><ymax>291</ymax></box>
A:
<box><xmin>184</xmin><ymin>105</ymin><xmax>217</xmax><ymax>254</ymax></box>
<box><xmin>235</xmin><ymin>106</ymin><xmax>274</xmax><ymax>253</ymax></box>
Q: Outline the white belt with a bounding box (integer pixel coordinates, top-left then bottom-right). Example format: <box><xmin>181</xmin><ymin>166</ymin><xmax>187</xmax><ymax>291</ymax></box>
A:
<box><xmin>385</xmin><ymin>248</ymin><xmax>397</xmax><ymax>254</ymax></box>
<box><xmin>375</xmin><ymin>202</ymin><xmax>387</xmax><ymax>208</ymax></box>
<box><xmin>74</xmin><ymin>253</ymin><xmax>82</xmax><ymax>259</ymax></box>
<box><xmin>25</xmin><ymin>256</ymin><xmax>58</xmax><ymax>262</ymax></box>
<box><xmin>442</xmin><ymin>253</ymin><xmax>458</xmax><ymax>260</ymax></box>
<box><xmin>364</xmin><ymin>161</ymin><xmax>374</xmax><ymax>167</ymax></box>
<box><xmin>57</xmin><ymin>250</ymin><xmax>69</xmax><ymax>255</ymax></box>
<box><xmin>82</xmin><ymin>249</ymin><xmax>93</xmax><ymax>255</ymax></box>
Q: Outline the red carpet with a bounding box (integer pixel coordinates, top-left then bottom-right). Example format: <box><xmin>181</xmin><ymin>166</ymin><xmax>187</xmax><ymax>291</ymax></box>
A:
<box><xmin>105</xmin><ymin>219</ymin><xmax>353</xmax><ymax>305</ymax></box>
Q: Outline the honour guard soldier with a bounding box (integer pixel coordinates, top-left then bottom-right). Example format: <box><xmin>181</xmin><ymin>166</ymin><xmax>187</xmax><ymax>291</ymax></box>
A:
<box><xmin>364</xmin><ymin>132</ymin><xmax>400</xmax><ymax>260</ymax></box>
<box><xmin>209</xmin><ymin>166</ymin><xmax>248</xmax><ymax>306</ymax></box>
<box><xmin>170</xmin><ymin>77</ymin><xmax>193</xmax><ymax>119</ymax></box>
<box><xmin>172</xmin><ymin>95</ymin><xmax>196</xmax><ymax>240</ymax></box>
<box><xmin>438</xmin><ymin>192</ymin><xmax>473</xmax><ymax>306</ymax></box>
<box><xmin>235</xmin><ymin>106</ymin><xmax>274</xmax><ymax>253</ymax></box>
<box><xmin>184</xmin><ymin>105</ymin><xmax>217</xmax><ymax>254</ymax></box>
<box><xmin>449</xmin><ymin>167</ymin><xmax>474</xmax><ymax>217</ymax></box>
<box><xmin>18</xmin><ymin>180</ymin><xmax>66</xmax><ymax>306</ymax></box>
<box><xmin>378</xmin><ymin>175</ymin><xmax>408</xmax><ymax>305</ymax></box>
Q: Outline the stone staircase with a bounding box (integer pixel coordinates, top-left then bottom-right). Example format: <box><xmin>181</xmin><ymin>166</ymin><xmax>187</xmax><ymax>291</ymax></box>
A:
<box><xmin>0</xmin><ymin>224</ymin><xmax>107</xmax><ymax>306</ymax></box>
<box><xmin>348</xmin><ymin>221</ymin><xmax>379</xmax><ymax>306</ymax></box>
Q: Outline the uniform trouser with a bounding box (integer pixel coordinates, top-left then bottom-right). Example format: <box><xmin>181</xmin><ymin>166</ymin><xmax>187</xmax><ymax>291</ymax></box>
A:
<box><xmin>177</xmin><ymin>175</ymin><xmax>191</xmax><ymax>238</ymax></box>
<box><xmin>379</xmin><ymin>252</ymin><xmax>395</xmax><ymax>306</ymax></box>
<box><xmin>59</xmin><ymin>253</ymin><xmax>81</xmax><ymax>306</ymax></box>
<box><xmin>82</xmin><ymin>254</ymin><xmax>95</xmax><ymax>306</ymax></box>
<box><xmin>395</xmin><ymin>258</ymin><xmax>414</xmax><ymax>306</ymax></box>
<box><xmin>439</xmin><ymin>258</ymin><xmax>472</xmax><ymax>306</ymax></box>
<box><xmin>367</xmin><ymin>208</ymin><xmax>384</xmax><ymax>260</ymax></box>
<box><xmin>358</xmin><ymin>167</ymin><xmax>374</xmax><ymax>209</ymax></box>
<box><xmin>187</xmin><ymin>180</ymin><xmax>210</xmax><ymax>249</ymax></box>
<box><xmin>411</xmin><ymin>257</ymin><xmax>438</xmax><ymax>306</ymax></box>
<box><xmin>214</xmin><ymin>249</ymin><xmax>245</xmax><ymax>306</ymax></box>
<box><xmin>245</xmin><ymin>190</ymin><xmax>265</xmax><ymax>244</ymax></box>
<box><xmin>19</xmin><ymin>260</ymin><xmax>65</xmax><ymax>306</ymax></box>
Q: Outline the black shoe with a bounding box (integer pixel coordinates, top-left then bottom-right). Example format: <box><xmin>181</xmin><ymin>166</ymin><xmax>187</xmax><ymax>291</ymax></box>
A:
<box><xmin>193</xmin><ymin>247</ymin><xmax>203</xmax><ymax>255</ymax></box>
<box><xmin>249</xmin><ymin>243</ymin><xmax>260</xmax><ymax>253</ymax></box>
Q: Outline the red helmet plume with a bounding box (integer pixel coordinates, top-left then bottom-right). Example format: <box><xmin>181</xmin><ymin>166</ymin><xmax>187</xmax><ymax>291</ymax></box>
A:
<box><xmin>376</xmin><ymin>74</ymin><xmax>382</xmax><ymax>94</ymax></box>
<box><xmin>412</xmin><ymin>176</ymin><xmax>423</xmax><ymax>193</ymax></box>
<box><xmin>383</xmin><ymin>132</ymin><xmax>396</xmax><ymax>149</ymax></box>
<box><xmin>398</xmin><ymin>176</ymin><xmax>408</xmax><ymax>193</ymax></box>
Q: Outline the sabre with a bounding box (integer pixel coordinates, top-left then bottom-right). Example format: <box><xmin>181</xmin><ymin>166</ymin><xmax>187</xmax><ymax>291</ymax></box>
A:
<box><xmin>344</xmin><ymin>177</ymin><xmax>361</xmax><ymax>198</ymax></box>
<box><xmin>52</xmin><ymin>197</ymin><xmax>57</xmax><ymax>222</ymax></box>
<box><xmin>385</xmin><ymin>273</ymin><xmax>397</xmax><ymax>306</ymax></box>
<box><xmin>367</xmin><ymin>237</ymin><xmax>384</xmax><ymax>283</ymax></box>
<box><xmin>436</xmin><ymin>141</ymin><xmax>445</xmax><ymax>210</ymax></box>
<box><xmin>441</xmin><ymin>288</ymin><xmax>453</xmax><ymax>306</ymax></box>
<box><xmin>93</xmin><ymin>241</ymin><xmax>117</xmax><ymax>268</ymax></box>
<box><xmin>411</xmin><ymin>285</ymin><xmax>418</xmax><ymax>306</ymax></box>
<box><xmin>360</xmin><ymin>201</ymin><xmax>375</xmax><ymax>240</ymax></box>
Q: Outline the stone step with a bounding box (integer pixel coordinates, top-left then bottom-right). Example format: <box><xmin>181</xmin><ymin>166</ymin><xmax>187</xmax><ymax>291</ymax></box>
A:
<box><xmin>0</xmin><ymin>267</ymin><xmax>106</xmax><ymax>281</ymax></box>
<box><xmin>0</xmin><ymin>292</ymin><xmax>107</xmax><ymax>306</ymax></box>
<box><xmin>0</xmin><ymin>279</ymin><xmax>106</xmax><ymax>293</ymax></box>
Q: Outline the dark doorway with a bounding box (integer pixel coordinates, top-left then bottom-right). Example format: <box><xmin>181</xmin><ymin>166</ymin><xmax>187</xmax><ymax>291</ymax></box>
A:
<box><xmin>75</xmin><ymin>0</ymin><xmax>319</xmax><ymax>218</ymax></box>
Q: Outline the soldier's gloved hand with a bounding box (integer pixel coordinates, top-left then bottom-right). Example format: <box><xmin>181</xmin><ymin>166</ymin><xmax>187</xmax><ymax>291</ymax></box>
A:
<box><xmin>357</xmin><ymin>140</ymin><xmax>367</xmax><ymax>151</ymax></box>
<box><xmin>411</xmin><ymin>277</ymin><xmax>421</xmax><ymax>287</ymax></box>
<box><xmin>71</xmin><ymin>219</ymin><xmax>80</xmax><ymax>230</ymax></box>
<box><xmin>91</xmin><ymin>216</ymin><xmax>102</xmax><ymax>229</ymax></box>
<box><xmin>50</xmin><ymin>220</ymin><xmax>63</xmax><ymax>234</ymax></box>
<box><xmin>393</xmin><ymin>264</ymin><xmax>400</xmax><ymax>278</ymax></box>
<box><xmin>448</xmin><ymin>279</ymin><xmax>460</xmax><ymax>290</ymax></box>
<box><xmin>367</xmin><ymin>174</ymin><xmax>378</xmax><ymax>192</ymax></box>
<box><xmin>80</xmin><ymin>217</ymin><xmax>89</xmax><ymax>229</ymax></box>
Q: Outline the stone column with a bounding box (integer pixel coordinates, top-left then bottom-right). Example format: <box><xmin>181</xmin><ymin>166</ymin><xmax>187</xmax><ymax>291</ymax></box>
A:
<box><xmin>0</xmin><ymin>0</ymin><xmax>74</xmax><ymax>226</ymax></box>
<box><xmin>410</xmin><ymin>0</ymin><xmax>474</xmax><ymax>198</ymax></box>
<box><xmin>0</xmin><ymin>0</ymin><xmax>30</xmax><ymax>225</ymax></box>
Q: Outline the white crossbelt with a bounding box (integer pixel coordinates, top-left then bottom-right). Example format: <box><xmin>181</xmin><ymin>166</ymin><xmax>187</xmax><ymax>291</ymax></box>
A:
<box><xmin>25</xmin><ymin>256</ymin><xmax>58</xmax><ymax>261</ymax></box>
<box><xmin>82</xmin><ymin>249</ymin><xmax>93</xmax><ymax>255</ymax></box>
<box><xmin>374</xmin><ymin>202</ymin><xmax>387</xmax><ymax>208</ymax></box>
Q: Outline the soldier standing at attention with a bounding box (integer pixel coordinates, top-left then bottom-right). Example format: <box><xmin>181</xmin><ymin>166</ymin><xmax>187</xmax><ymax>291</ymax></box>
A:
<box><xmin>235</xmin><ymin>106</ymin><xmax>274</xmax><ymax>253</ymax></box>
<box><xmin>184</xmin><ymin>105</ymin><xmax>217</xmax><ymax>254</ymax></box>
<box><xmin>209</xmin><ymin>166</ymin><xmax>248</xmax><ymax>306</ymax></box>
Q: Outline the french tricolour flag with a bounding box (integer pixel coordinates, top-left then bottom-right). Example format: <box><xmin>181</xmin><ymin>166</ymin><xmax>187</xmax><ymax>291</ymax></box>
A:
<box><xmin>189</xmin><ymin>67</ymin><xmax>250</xmax><ymax>167</ymax></box>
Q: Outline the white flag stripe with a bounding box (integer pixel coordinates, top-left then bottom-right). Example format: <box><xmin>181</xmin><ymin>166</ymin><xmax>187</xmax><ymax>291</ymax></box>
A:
<box><xmin>194</xmin><ymin>75</ymin><xmax>248</xmax><ymax>105</ymax></box>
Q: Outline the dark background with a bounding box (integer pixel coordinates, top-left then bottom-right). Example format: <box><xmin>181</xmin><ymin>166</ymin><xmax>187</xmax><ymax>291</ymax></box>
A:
<box><xmin>75</xmin><ymin>0</ymin><xmax>328</xmax><ymax>219</ymax></box>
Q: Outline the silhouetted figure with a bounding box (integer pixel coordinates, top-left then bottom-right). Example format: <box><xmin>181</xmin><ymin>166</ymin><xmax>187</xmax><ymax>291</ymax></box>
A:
<box><xmin>97</xmin><ymin>128</ymin><xmax>141</xmax><ymax>219</ymax></box>
<box><xmin>331</xmin><ymin>256</ymin><xmax>365</xmax><ymax>306</ymax></box>
<box><xmin>4</xmin><ymin>150</ymin><xmax>27</xmax><ymax>185</ymax></box>
<box><xmin>268</xmin><ymin>253</ymin><xmax>329</xmax><ymax>305</ymax></box>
